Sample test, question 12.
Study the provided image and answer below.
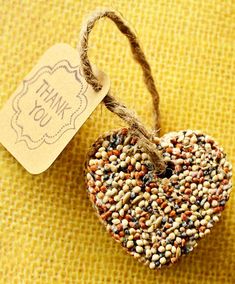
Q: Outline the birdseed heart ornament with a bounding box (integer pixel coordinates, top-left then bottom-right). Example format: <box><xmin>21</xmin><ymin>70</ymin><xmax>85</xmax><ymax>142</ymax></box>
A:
<box><xmin>80</xmin><ymin>9</ymin><xmax>232</xmax><ymax>269</ymax></box>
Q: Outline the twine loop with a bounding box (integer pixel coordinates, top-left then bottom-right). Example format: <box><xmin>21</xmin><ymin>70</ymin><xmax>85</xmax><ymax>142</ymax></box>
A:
<box><xmin>78</xmin><ymin>8</ymin><xmax>166</xmax><ymax>174</ymax></box>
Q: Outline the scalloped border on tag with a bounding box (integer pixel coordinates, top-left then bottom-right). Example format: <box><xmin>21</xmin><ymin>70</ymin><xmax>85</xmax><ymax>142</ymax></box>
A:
<box><xmin>0</xmin><ymin>44</ymin><xmax>110</xmax><ymax>174</ymax></box>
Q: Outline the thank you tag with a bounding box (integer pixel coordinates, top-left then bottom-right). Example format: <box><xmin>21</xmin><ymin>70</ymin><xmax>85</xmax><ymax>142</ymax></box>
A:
<box><xmin>0</xmin><ymin>44</ymin><xmax>110</xmax><ymax>174</ymax></box>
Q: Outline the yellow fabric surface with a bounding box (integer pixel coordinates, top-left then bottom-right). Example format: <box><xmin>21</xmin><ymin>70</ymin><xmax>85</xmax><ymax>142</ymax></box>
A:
<box><xmin>0</xmin><ymin>0</ymin><xmax>234</xmax><ymax>283</ymax></box>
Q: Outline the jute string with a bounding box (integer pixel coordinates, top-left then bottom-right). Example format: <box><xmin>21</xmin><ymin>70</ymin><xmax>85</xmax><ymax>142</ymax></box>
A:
<box><xmin>78</xmin><ymin>8</ymin><xmax>166</xmax><ymax>173</ymax></box>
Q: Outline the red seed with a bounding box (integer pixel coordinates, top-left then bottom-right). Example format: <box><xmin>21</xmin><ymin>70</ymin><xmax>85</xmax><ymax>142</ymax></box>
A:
<box><xmin>121</xmin><ymin>128</ymin><xmax>128</xmax><ymax>135</ymax></box>
<box><xmin>224</xmin><ymin>167</ymin><xmax>229</xmax><ymax>173</ymax></box>
<box><xmin>128</xmin><ymin>165</ymin><xmax>134</xmax><ymax>172</ymax></box>
<box><xmin>185</xmin><ymin>188</ymin><xmax>192</xmax><ymax>194</ymax></box>
<box><xmin>129</xmin><ymin>222</ymin><xmax>136</xmax><ymax>228</ymax></box>
<box><xmin>125</xmin><ymin>174</ymin><xmax>131</xmax><ymax>179</ymax></box>
<box><xmin>126</xmin><ymin>214</ymin><xmax>133</xmax><ymax>221</ymax></box>
<box><xmin>139</xmin><ymin>171</ymin><xmax>145</xmax><ymax>177</ymax></box>
<box><xmin>100</xmin><ymin>186</ymin><xmax>107</xmax><ymax>192</ymax></box>
<box><xmin>181</xmin><ymin>213</ymin><xmax>187</xmax><ymax>221</ymax></box>
<box><xmin>140</xmin><ymin>223</ymin><xmax>147</xmax><ymax>229</ymax></box>
<box><xmin>141</xmin><ymin>165</ymin><xmax>148</xmax><ymax>173</ymax></box>
<box><xmin>222</xmin><ymin>179</ymin><xmax>228</xmax><ymax>185</ymax></box>
<box><xmin>165</xmin><ymin>223</ymin><xmax>171</xmax><ymax>229</ymax></box>
<box><xmin>161</xmin><ymin>201</ymin><xmax>168</xmax><ymax>209</ymax></box>
<box><xmin>213</xmin><ymin>206</ymin><xmax>224</xmax><ymax>213</ymax></box>
<box><xmin>157</xmin><ymin>198</ymin><xmax>163</xmax><ymax>204</ymax></box>
<box><xmin>169</xmin><ymin>210</ymin><xmax>176</xmax><ymax>217</ymax></box>
<box><xmin>199</xmin><ymin>177</ymin><xmax>204</xmax><ymax>183</ymax></box>
<box><xmin>101</xmin><ymin>211</ymin><xmax>112</xmax><ymax>220</ymax></box>
<box><xmin>113</xmin><ymin>150</ymin><xmax>120</xmax><ymax>156</ymax></box>
<box><xmin>137</xmin><ymin>181</ymin><xmax>143</xmax><ymax>186</ymax></box>
<box><xmin>107</xmin><ymin>151</ymin><xmax>113</xmax><ymax>157</ymax></box>
<box><xmin>176</xmin><ymin>143</ymin><xmax>182</xmax><ymax>149</ymax></box>
<box><xmin>133</xmin><ymin>233</ymin><xmax>140</xmax><ymax>240</ymax></box>
<box><xmin>184</xmin><ymin>183</ymin><xmax>190</xmax><ymax>189</ymax></box>
<box><xmin>90</xmin><ymin>165</ymin><xmax>97</xmax><ymax>172</ymax></box>
<box><xmin>146</xmin><ymin>187</ymin><xmax>151</xmax><ymax>193</ymax></box>
<box><xmin>109</xmin><ymin>197</ymin><xmax>115</xmax><ymax>204</ymax></box>
<box><xmin>192</xmin><ymin>177</ymin><xmax>199</xmax><ymax>183</ymax></box>
<box><xmin>117</xmin><ymin>224</ymin><xmax>123</xmax><ymax>231</ymax></box>
<box><xmin>199</xmin><ymin>226</ymin><xmax>206</xmax><ymax>232</ymax></box>
<box><xmin>166</xmin><ymin>147</ymin><xmax>173</xmax><ymax>154</ymax></box>
<box><xmin>131</xmin><ymin>137</ymin><xmax>138</xmax><ymax>144</ymax></box>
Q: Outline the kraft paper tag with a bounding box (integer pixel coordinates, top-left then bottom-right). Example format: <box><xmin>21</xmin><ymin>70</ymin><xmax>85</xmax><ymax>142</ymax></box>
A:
<box><xmin>0</xmin><ymin>44</ymin><xmax>110</xmax><ymax>174</ymax></box>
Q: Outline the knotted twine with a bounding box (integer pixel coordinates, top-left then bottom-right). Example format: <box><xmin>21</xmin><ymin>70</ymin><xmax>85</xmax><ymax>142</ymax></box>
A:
<box><xmin>78</xmin><ymin>8</ymin><xmax>166</xmax><ymax>174</ymax></box>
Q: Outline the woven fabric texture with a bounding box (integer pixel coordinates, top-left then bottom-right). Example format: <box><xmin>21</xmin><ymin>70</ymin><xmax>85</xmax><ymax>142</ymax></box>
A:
<box><xmin>0</xmin><ymin>0</ymin><xmax>234</xmax><ymax>283</ymax></box>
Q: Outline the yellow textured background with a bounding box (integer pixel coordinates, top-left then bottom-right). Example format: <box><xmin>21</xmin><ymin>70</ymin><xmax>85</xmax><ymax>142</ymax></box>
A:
<box><xmin>0</xmin><ymin>0</ymin><xmax>234</xmax><ymax>283</ymax></box>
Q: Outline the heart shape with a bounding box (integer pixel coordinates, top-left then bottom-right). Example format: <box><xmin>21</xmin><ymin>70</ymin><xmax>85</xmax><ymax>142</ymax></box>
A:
<box><xmin>86</xmin><ymin>128</ymin><xmax>232</xmax><ymax>269</ymax></box>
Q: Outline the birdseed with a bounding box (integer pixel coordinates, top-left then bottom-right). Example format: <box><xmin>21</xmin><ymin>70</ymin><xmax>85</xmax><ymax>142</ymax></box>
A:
<box><xmin>86</xmin><ymin>128</ymin><xmax>232</xmax><ymax>269</ymax></box>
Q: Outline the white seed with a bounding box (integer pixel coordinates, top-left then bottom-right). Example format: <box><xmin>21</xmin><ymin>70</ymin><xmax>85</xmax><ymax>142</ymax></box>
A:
<box><xmin>204</xmin><ymin>202</ymin><xmax>210</xmax><ymax>210</ymax></box>
<box><xmin>146</xmin><ymin>220</ymin><xmax>152</xmax><ymax>227</ymax></box>
<box><xmin>164</xmin><ymin>206</ymin><xmax>171</xmax><ymax>214</ymax></box>
<box><xmin>132</xmin><ymin>196</ymin><xmax>142</xmax><ymax>205</ymax></box>
<box><xmin>213</xmin><ymin>215</ymin><xmax>219</xmax><ymax>222</ymax></box>
<box><xmin>139</xmin><ymin>200</ymin><xmax>145</xmax><ymax>208</ymax></box>
<box><xmin>119</xmin><ymin>209</ymin><xmax>124</xmax><ymax>217</ymax></box>
<box><xmin>212</xmin><ymin>200</ymin><xmax>218</xmax><ymax>207</ymax></box>
<box><xmin>153</xmin><ymin>216</ymin><xmax>163</xmax><ymax>228</ymax></box>
<box><xmin>95</xmin><ymin>152</ymin><xmax>102</xmax><ymax>158</ymax></box>
<box><xmin>186</xmin><ymin>229</ymin><xmax>193</xmax><ymax>236</ymax></box>
<box><xmin>126</xmin><ymin>241</ymin><xmax>134</xmax><ymax>248</ymax></box>
<box><xmin>95</xmin><ymin>170</ymin><xmax>103</xmax><ymax>175</ymax></box>
<box><xmin>190</xmin><ymin>215</ymin><xmax>197</xmax><ymax>221</ymax></box>
<box><xmin>136</xmin><ymin>240</ymin><xmax>143</xmax><ymax>246</ymax></box>
<box><xmin>152</xmin><ymin>254</ymin><xmax>160</xmax><ymax>261</ymax></box>
<box><xmin>131</xmin><ymin>158</ymin><xmax>136</xmax><ymax>165</ymax></box>
<box><xmin>168</xmin><ymin>233</ymin><xmax>176</xmax><ymax>240</ymax></box>
<box><xmin>190</xmin><ymin>196</ymin><xmax>196</xmax><ymax>203</ymax></box>
<box><xmin>109</xmin><ymin>155</ymin><xmax>117</xmax><ymax>162</ymax></box>
<box><xmin>160</xmin><ymin>257</ymin><xmax>166</xmax><ymax>265</ymax></box>
<box><xmin>120</xmin><ymin>161</ymin><xmax>127</xmax><ymax>168</ymax></box>
<box><xmin>171</xmin><ymin>246</ymin><xmax>176</xmax><ymax>254</ymax></box>
<box><xmin>136</xmin><ymin>246</ymin><xmax>143</xmax><ymax>253</ymax></box>
<box><xmin>142</xmin><ymin>153</ymin><xmax>149</xmax><ymax>160</ymax></box>
<box><xmin>165</xmin><ymin>251</ymin><xmax>171</xmax><ymax>258</ymax></box>
<box><xmin>191</xmin><ymin>205</ymin><xmax>198</xmax><ymax>211</ymax></box>
<box><xmin>149</xmin><ymin>262</ymin><xmax>155</xmax><ymax>269</ymax></box>
<box><xmin>133</xmin><ymin>186</ymin><xmax>141</xmax><ymax>193</ymax></box>
<box><xmin>176</xmin><ymin>237</ymin><xmax>182</xmax><ymax>244</ymax></box>
<box><xmin>203</xmin><ymin>181</ymin><xmax>210</xmax><ymax>188</ymax></box>
<box><xmin>206</xmin><ymin>208</ymin><xmax>214</xmax><ymax>215</ymax></box>
<box><xmin>158</xmin><ymin>246</ymin><xmax>165</xmax><ymax>253</ymax></box>
<box><xmin>135</xmin><ymin>162</ymin><xmax>141</xmax><ymax>171</ymax></box>
<box><xmin>122</xmin><ymin>219</ymin><xmax>128</xmax><ymax>228</ymax></box>
<box><xmin>134</xmin><ymin>153</ymin><xmax>141</xmax><ymax>160</ymax></box>
<box><xmin>123</xmin><ymin>184</ymin><xmax>129</xmax><ymax>191</ymax></box>
<box><xmin>102</xmin><ymin>140</ymin><xmax>109</xmax><ymax>147</ymax></box>
<box><xmin>181</xmin><ymin>204</ymin><xmax>188</xmax><ymax>210</ymax></box>
<box><xmin>146</xmin><ymin>249</ymin><xmax>152</xmax><ymax>258</ymax></box>
<box><xmin>201</xmin><ymin>219</ymin><xmax>207</xmax><ymax>225</ymax></box>
<box><xmin>166</xmin><ymin>244</ymin><xmax>172</xmax><ymax>251</ymax></box>
<box><xmin>116</xmin><ymin>200</ymin><xmax>123</xmax><ymax>210</ymax></box>
<box><xmin>112</xmin><ymin>219</ymin><xmax>120</xmax><ymax>225</ymax></box>
<box><xmin>120</xmin><ymin>153</ymin><xmax>126</xmax><ymax>160</ymax></box>
<box><xmin>123</xmin><ymin>192</ymin><xmax>131</xmax><ymax>204</ymax></box>
<box><xmin>143</xmin><ymin>192</ymin><xmax>150</xmax><ymax>200</ymax></box>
